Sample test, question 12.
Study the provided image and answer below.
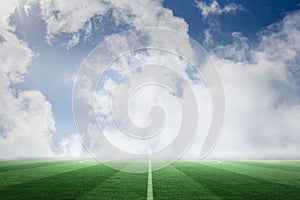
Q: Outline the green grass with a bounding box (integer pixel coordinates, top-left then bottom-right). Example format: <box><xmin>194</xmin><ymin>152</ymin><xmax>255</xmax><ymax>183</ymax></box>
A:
<box><xmin>153</xmin><ymin>160</ymin><xmax>300</xmax><ymax>199</ymax></box>
<box><xmin>0</xmin><ymin>159</ymin><xmax>147</xmax><ymax>200</ymax></box>
<box><xmin>0</xmin><ymin>159</ymin><xmax>299</xmax><ymax>199</ymax></box>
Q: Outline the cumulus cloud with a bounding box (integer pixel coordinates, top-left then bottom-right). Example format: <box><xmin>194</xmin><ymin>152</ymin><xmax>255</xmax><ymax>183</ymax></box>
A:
<box><xmin>209</xmin><ymin>10</ymin><xmax>300</xmax><ymax>159</ymax></box>
<box><xmin>38</xmin><ymin>0</ymin><xmax>109</xmax><ymax>44</ymax></box>
<box><xmin>194</xmin><ymin>0</ymin><xmax>243</xmax><ymax>18</ymax></box>
<box><xmin>36</xmin><ymin>0</ymin><xmax>188</xmax><ymax>47</ymax></box>
<box><xmin>0</xmin><ymin>2</ymin><xmax>16</xmax><ymax>30</ymax></box>
<box><xmin>0</xmin><ymin>2</ymin><xmax>56</xmax><ymax>158</ymax></box>
<box><xmin>0</xmin><ymin>90</ymin><xmax>55</xmax><ymax>158</ymax></box>
<box><xmin>58</xmin><ymin>134</ymin><xmax>83</xmax><ymax>157</ymax></box>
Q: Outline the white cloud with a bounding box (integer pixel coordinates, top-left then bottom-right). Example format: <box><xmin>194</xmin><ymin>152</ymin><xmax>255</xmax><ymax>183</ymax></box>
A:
<box><xmin>35</xmin><ymin>0</ymin><xmax>188</xmax><ymax>47</ymax></box>
<box><xmin>0</xmin><ymin>31</ymin><xmax>32</xmax><ymax>84</ymax></box>
<box><xmin>38</xmin><ymin>0</ymin><xmax>108</xmax><ymax>44</ymax></box>
<box><xmin>209</xmin><ymin>10</ymin><xmax>300</xmax><ymax>159</ymax></box>
<box><xmin>203</xmin><ymin>29</ymin><xmax>213</xmax><ymax>46</ymax></box>
<box><xmin>58</xmin><ymin>134</ymin><xmax>83</xmax><ymax>157</ymax></box>
<box><xmin>194</xmin><ymin>0</ymin><xmax>244</xmax><ymax>18</ymax></box>
<box><xmin>0</xmin><ymin>1</ymin><xmax>16</xmax><ymax>30</ymax></box>
<box><xmin>213</xmin><ymin>32</ymin><xmax>250</xmax><ymax>62</ymax></box>
<box><xmin>194</xmin><ymin>0</ymin><xmax>244</xmax><ymax>46</ymax></box>
<box><xmin>0</xmin><ymin>1</ymin><xmax>55</xmax><ymax>158</ymax></box>
<box><xmin>63</xmin><ymin>33</ymin><xmax>80</xmax><ymax>49</ymax></box>
<box><xmin>0</xmin><ymin>90</ymin><xmax>55</xmax><ymax>158</ymax></box>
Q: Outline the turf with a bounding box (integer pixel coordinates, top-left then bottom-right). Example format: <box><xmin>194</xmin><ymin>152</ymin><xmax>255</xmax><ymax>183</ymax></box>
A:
<box><xmin>154</xmin><ymin>160</ymin><xmax>300</xmax><ymax>199</ymax></box>
<box><xmin>0</xmin><ymin>159</ymin><xmax>299</xmax><ymax>199</ymax></box>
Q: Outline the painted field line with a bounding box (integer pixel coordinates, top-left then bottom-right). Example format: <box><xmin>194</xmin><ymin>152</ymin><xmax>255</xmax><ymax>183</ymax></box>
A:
<box><xmin>147</xmin><ymin>157</ymin><xmax>153</xmax><ymax>200</ymax></box>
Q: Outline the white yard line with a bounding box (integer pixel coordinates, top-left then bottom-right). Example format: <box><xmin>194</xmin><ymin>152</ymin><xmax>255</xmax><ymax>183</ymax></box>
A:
<box><xmin>147</xmin><ymin>157</ymin><xmax>153</xmax><ymax>200</ymax></box>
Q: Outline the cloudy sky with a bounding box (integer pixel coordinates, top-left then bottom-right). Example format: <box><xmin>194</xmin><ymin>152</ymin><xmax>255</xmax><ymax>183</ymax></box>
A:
<box><xmin>0</xmin><ymin>0</ymin><xmax>299</xmax><ymax>159</ymax></box>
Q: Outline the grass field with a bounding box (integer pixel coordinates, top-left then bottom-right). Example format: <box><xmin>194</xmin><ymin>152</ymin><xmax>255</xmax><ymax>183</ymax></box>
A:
<box><xmin>0</xmin><ymin>159</ymin><xmax>299</xmax><ymax>199</ymax></box>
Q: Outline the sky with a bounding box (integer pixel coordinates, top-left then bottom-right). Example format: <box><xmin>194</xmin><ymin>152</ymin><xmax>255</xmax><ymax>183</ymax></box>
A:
<box><xmin>0</xmin><ymin>0</ymin><xmax>300</xmax><ymax>159</ymax></box>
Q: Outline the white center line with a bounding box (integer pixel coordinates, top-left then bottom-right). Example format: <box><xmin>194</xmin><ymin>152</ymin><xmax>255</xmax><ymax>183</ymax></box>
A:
<box><xmin>147</xmin><ymin>156</ymin><xmax>153</xmax><ymax>200</ymax></box>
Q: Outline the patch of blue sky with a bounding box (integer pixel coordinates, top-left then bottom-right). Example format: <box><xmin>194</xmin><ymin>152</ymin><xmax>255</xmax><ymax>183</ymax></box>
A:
<box><xmin>163</xmin><ymin>0</ymin><xmax>300</xmax><ymax>48</ymax></box>
<box><xmin>0</xmin><ymin>34</ymin><xmax>5</xmax><ymax>42</ymax></box>
<box><xmin>86</xmin><ymin>10</ymin><xmax>133</xmax><ymax>46</ymax></box>
<box><xmin>0</xmin><ymin>125</ymin><xmax>8</xmax><ymax>139</ymax></box>
<box><xmin>185</xmin><ymin>64</ymin><xmax>201</xmax><ymax>82</ymax></box>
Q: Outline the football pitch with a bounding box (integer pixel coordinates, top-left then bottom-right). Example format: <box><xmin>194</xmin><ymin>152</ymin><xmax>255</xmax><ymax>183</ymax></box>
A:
<box><xmin>0</xmin><ymin>159</ymin><xmax>299</xmax><ymax>199</ymax></box>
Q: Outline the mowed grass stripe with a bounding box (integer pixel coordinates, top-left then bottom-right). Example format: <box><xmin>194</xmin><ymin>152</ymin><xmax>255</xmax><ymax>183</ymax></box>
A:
<box><xmin>0</xmin><ymin>158</ymin><xmax>67</xmax><ymax>168</ymax></box>
<box><xmin>0</xmin><ymin>160</ymin><xmax>97</xmax><ymax>187</ymax></box>
<box><xmin>174</xmin><ymin>162</ymin><xmax>300</xmax><ymax>199</ymax></box>
<box><xmin>0</xmin><ymin>164</ymin><xmax>118</xmax><ymax>200</ymax></box>
<box><xmin>152</xmin><ymin>164</ymin><xmax>218</xmax><ymax>200</ymax></box>
<box><xmin>205</xmin><ymin>161</ymin><xmax>300</xmax><ymax>186</ymax></box>
<box><xmin>78</xmin><ymin>170</ymin><xmax>148</xmax><ymax>200</ymax></box>
<box><xmin>232</xmin><ymin>160</ymin><xmax>300</xmax><ymax>172</ymax></box>
<box><xmin>0</xmin><ymin>159</ymin><xmax>76</xmax><ymax>173</ymax></box>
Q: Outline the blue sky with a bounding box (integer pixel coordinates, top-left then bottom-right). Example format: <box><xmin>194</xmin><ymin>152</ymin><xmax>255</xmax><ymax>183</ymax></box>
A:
<box><xmin>0</xmin><ymin>0</ymin><xmax>300</xmax><ymax>158</ymax></box>
<box><xmin>164</xmin><ymin>0</ymin><xmax>300</xmax><ymax>45</ymax></box>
